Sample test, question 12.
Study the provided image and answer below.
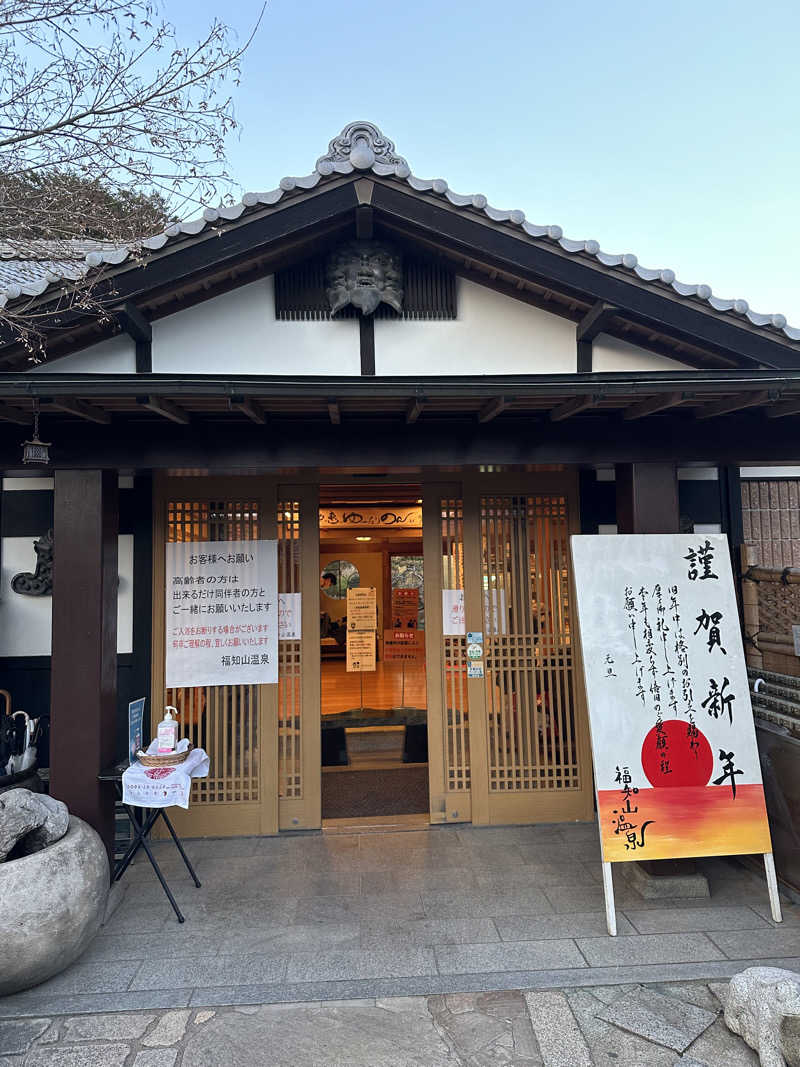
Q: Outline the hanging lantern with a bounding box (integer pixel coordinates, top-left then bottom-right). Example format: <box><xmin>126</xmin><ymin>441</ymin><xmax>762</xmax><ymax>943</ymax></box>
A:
<box><xmin>22</xmin><ymin>402</ymin><xmax>51</xmax><ymax>466</ymax></box>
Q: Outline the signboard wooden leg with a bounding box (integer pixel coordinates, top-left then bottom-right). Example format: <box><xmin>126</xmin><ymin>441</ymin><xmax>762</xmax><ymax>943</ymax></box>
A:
<box><xmin>763</xmin><ymin>852</ymin><xmax>783</xmax><ymax>922</ymax></box>
<box><xmin>601</xmin><ymin>861</ymin><xmax>617</xmax><ymax>936</ymax></box>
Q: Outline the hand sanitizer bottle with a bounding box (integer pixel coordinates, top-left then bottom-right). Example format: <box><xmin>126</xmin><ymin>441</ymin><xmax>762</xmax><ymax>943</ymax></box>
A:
<box><xmin>157</xmin><ymin>706</ymin><xmax>178</xmax><ymax>754</ymax></box>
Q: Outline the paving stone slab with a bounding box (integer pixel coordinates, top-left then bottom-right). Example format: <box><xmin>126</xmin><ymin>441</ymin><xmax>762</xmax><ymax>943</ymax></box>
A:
<box><xmin>132</xmin><ymin>1052</ymin><xmax>178</xmax><ymax>1067</ymax></box>
<box><xmin>181</xmin><ymin>1001</ymin><xmax>456</xmax><ymax>1067</ymax></box>
<box><xmin>707</xmin><ymin>927</ymin><xmax>800</xmax><ymax>959</ymax></box>
<box><xmin>141</xmin><ymin>1009</ymin><xmax>190</xmax><ymax>1047</ymax></box>
<box><xmin>223</xmin><ymin>920</ymin><xmax>361</xmax><ymax>954</ymax></box>
<box><xmin>524</xmin><ymin>991</ymin><xmax>592</xmax><ymax>1066</ymax></box>
<box><xmin>565</xmin><ymin>989</ymin><xmax>677</xmax><ymax>1067</ymax></box>
<box><xmin>60</xmin><ymin>1014</ymin><xmax>155</xmax><ymax>1041</ymax></box>
<box><xmin>361</xmin><ymin>867</ymin><xmax>480</xmax><ymax>893</ymax></box>
<box><xmin>707</xmin><ymin>980</ymin><xmax>729</xmax><ymax>1007</ymax></box>
<box><xmin>129</xmin><ymin>954</ymin><xmax>288</xmax><ymax>991</ymax></box>
<box><xmin>422</xmin><ymin>887</ymin><xmax>554</xmax><ymax>919</ymax></box>
<box><xmin>359</xmin><ymin>916</ymin><xmax>499</xmax><ymax>949</ymax></box>
<box><xmin>0</xmin><ymin>1019</ymin><xmax>50</xmax><ymax>1056</ymax></box>
<box><xmin>649</xmin><ymin>981</ymin><xmax>722</xmax><ymax>1012</ymax></box>
<box><xmin>596</xmin><ymin>985</ymin><xmax>716</xmax><ymax>1052</ymax></box>
<box><xmin>576</xmin><ymin>932</ymin><xmax>725</xmax><ymax>967</ymax></box>
<box><xmin>624</xmin><ymin>905</ymin><xmax>773</xmax><ymax>935</ymax></box>
<box><xmin>22</xmin><ymin>1045</ymin><xmax>131</xmax><ymax>1066</ymax></box>
<box><xmin>496</xmin><ymin>911</ymin><xmax>635</xmax><ymax>941</ymax></box>
<box><xmin>680</xmin><ymin>1015</ymin><xmax>761</xmax><ymax>1066</ymax></box>
<box><xmin>287</xmin><ymin>947</ymin><xmax>438</xmax><ymax>983</ymax></box>
<box><xmin>435</xmin><ymin>939</ymin><xmax>587</xmax><ymax>975</ymax></box>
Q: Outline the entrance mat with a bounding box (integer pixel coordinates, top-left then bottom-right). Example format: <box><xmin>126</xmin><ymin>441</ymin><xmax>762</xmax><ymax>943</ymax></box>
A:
<box><xmin>322</xmin><ymin>765</ymin><xmax>429</xmax><ymax>819</ymax></box>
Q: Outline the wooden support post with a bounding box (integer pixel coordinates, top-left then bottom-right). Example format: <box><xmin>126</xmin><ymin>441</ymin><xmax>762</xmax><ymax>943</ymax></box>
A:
<box><xmin>50</xmin><ymin>470</ymin><xmax>119</xmax><ymax>862</ymax></box>
<box><xmin>615</xmin><ymin>462</ymin><xmax>679</xmax><ymax>534</ymax></box>
<box><xmin>763</xmin><ymin>852</ymin><xmax>783</xmax><ymax>922</ymax></box>
<box><xmin>602</xmin><ymin>860</ymin><xmax>617</xmax><ymax>936</ymax></box>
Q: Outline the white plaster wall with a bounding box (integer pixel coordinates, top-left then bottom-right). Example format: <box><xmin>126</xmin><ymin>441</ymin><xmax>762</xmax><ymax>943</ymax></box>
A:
<box><xmin>0</xmin><ymin>534</ymin><xmax>133</xmax><ymax>656</ymax></box>
<box><xmin>151</xmin><ymin>276</ymin><xmax>360</xmax><ymax>375</ymax></box>
<box><xmin>374</xmin><ymin>278</ymin><xmax>576</xmax><ymax>376</ymax></box>
<box><xmin>29</xmin><ymin>333</ymin><xmax>136</xmax><ymax>373</ymax></box>
<box><xmin>592</xmin><ymin>333</ymin><xmax>692</xmax><ymax>372</ymax></box>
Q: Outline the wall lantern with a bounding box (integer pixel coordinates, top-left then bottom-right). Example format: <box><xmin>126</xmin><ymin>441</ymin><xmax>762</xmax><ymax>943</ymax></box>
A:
<box><xmin>22</xmin><ymin>401</ymin><xmax>51</xmax><ymax>466</ymax></box>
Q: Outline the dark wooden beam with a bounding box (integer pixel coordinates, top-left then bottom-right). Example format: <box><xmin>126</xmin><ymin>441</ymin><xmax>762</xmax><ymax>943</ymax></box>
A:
<box><xmin>47</xmin><ymin>397</ymin><xmax>111</xmax><ymax>425</ymax></box>
<box><xmin>359</xmin><ymin>316</ymin><xmax>375</xmax><ymax>376</ymax></box>
<box><xmin>137</xmin><ymin>396</ymin><xmax>190</xmax><ymax>424</ymax></box>
<box><xmin>695</xmin><ymin>390</ymin><xmax>771</xmax><ymax>419</ymax></box>
<box><xmin>50</xmin><ymin>469</ymin><xmax>118</xmax><ymax>861</ymax></box>
<box><xmin>0</xmin><ymin>402</ymin><xmax>31</xmax><ymax>425</ymax></box>
<box><xmin>355</xmin><ymin>205</ymin><xmax>374</xmax><ymax>240</ymax></box>
<box><xmin>230</xmin><ymin>396</ymin><xmax>266</xmax><ymax>424</ymax></box>
<box><xmin>622</xmin><ymin>391</ymin><xmax>686</xmax><ymax>421</ymax></box>
<box><xmin>576</xmin><ymin>301</ymin><xmax>618</xmax><ymax>342</ymax></box>
<box><xmin>406</xmin><ymin>397</ymin><xmax>425</xmax><ymax>424</ymax></box>
<box><xmin>117</xmin><ymin>301</ymin><xmax>153</xmax><ymax>374</ymax></box>
<box><xmin>616</xmin><ymin>462</ymin><xmax>679</xmax><ymax>533</ymax></box>
<box><xmin>327</xmin><ymin>398</ymin><xmax>341</xmax><ymax>425</ymax></box>
<box><xmin>766</xmin><ymin>398</ymin><xmax>800</xmax><ymax>419</ymax></box>
<box><xmin>550</xmin><ymin>394</ymin><xmax>600</xmax><ymax>422</ymax></box>
<box><xmin>477</xmin><ymin>397</ymin><xmax>507</xmax><ymax>423</ymax></box>
<box><xmin>576</xmin><ymin>339</ymin><xmax>593</xmax><ymax>373</ymax></box>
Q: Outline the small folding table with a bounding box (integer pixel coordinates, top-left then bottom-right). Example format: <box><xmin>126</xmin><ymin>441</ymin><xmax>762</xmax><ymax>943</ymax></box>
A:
<box><xmin>98</xmin><ymin>760</ymin><xmax>201</xmax><ymax>923</ymax></box>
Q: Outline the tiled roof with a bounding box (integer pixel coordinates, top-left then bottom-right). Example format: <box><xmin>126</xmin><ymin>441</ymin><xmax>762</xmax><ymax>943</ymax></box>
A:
<box><xmin>1</xmin><ymin>122</ymin><xmax>798</xmax><ymax>342</ymax></box>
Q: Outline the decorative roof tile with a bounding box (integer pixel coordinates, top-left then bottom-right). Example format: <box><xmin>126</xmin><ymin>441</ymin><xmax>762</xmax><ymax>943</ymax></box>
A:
<box><xmin>1</xmin><ymin>122</ymin><xmax>798</xmax><ymax>342</ymax></box>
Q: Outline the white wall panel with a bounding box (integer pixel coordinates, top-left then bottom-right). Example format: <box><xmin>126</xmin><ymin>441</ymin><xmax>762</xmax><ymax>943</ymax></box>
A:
<box><xmin>374</xmin><ymin>278</ymin><xmax>576</xmax><ymax>375</ymax></box>
<box><xmin>30</xmin><ymin>333</ymin><xmax>136</xmax><ymax>373</ymax></box>
<box><xmin>151</xmin><ymin>276</ymin><xmax>359</xmax><ymax>375</ymax></box>
<box><xmin>0</xmin><ymin>534</ymin><xmax>134</xmax><ymax>656</ymax></box>
<box><xmin>592</xmin><ymin>333</ymin><xmax>692</xmax><ymax>372</ymax></box>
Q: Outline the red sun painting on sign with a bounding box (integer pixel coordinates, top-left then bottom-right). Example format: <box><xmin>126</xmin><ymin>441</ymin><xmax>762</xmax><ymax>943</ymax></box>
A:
<box><xmin>640</xmin><ymin>719</ymin><xmax>714</xmax><ymax>787</ymax></box>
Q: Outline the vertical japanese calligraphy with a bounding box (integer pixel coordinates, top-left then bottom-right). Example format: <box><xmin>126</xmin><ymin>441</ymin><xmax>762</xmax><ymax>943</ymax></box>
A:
<box><xmin>165</xmin><ymin>538</ymin><xmax>278</xmax><ymax>687</ymax></box>
<box><xmin>571</xmin><ymin>534</ymin><xmax>772</xmax><ymax>863</ymax></box>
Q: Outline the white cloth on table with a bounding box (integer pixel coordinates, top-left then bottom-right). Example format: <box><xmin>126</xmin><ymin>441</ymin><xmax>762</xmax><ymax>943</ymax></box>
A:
<box><xmin>122</xmin><ymin>739</ymin><xmax>210</xmax><ymax>809</ymax></box>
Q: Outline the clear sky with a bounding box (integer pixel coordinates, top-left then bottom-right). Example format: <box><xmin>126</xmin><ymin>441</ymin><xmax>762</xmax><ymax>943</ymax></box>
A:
<box><xmin>171</xmin><ymin>0</ymin><xmax>800</xmax><ymax>325</ymax></box>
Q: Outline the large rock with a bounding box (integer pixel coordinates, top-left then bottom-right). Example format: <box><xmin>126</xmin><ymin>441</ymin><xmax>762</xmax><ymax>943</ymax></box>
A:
<box><xmin>0</xmin><ymin>788</ymin><xmax>68</xmax><ymax>860</ymax></box>
<box><xmin>0</xmin><ymin>815</ymin><xmax>109</xmax><ymax>995</ymax></box>
<box><xmin>724</xmin><ymin>966</ymin><xmax>800</xmax><ymax>1067</ymax></box>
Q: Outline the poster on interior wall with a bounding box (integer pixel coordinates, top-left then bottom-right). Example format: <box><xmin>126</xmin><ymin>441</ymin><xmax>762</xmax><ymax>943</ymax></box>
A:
<box><xmin>346</xmin><ymin>630</ymin><xmax>376</xmax><ymax>672</ymax></box>
<box><xmin>391</xmin><ymin>587</ymin><xmax>419</xmax><ymax>629</ymax></box>
<box><xmin>278</xmin><ymin>593</ymin><xmax>301</xmax><ymax>640</ymax></box>
<box><xmin>165</xmin><ymin>538</ymin><xmax>278</xmax><ymax>688</ymax></box>
<box><xmin>441</xmin><ymin>589</ymin><xmax>508</xmax><ymax>636</ymax></box>
<box><xmin>346</xmin><ymin>587</ymin><xmax>377</xmax><ymax>632</ymax></box>
<box><xmin>384</xmin><ymin>629</ymin><xmax>424</xmax><ymax>663</ymax></box>
<box><xmin>570</xmin><ymin>534</ymin><xmax>773</xmax><ymax>864</ymax></box>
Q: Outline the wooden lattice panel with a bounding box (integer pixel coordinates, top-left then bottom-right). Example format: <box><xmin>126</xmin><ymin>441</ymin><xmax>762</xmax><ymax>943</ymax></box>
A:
<box><xmin>441</xmin><ymin>499</ymin><xmax>470</xmax><ymax>791</ymax></box>
<box><xmin>278</xmin><ymin>500</ymin><xmax>302</xmax><ymax>800</ymax></box>
<box><xmin>742</xmin><ymin>479</ymin><xmax>800</xmax><ymax>567</ymax></box>
<box><xmin>480</xmin><ymin>494</ymin><xmax>580</xmax><ymax>793</ymax></box>
<box><xmin>165</xmin><ymin>499</ymin><xmax>261</xmax><ymax>805</ymax></box>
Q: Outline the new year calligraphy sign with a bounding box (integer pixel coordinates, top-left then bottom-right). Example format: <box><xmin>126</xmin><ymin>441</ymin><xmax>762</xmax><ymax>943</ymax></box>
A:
<box><xmin>570</xmin><ymin>534</ymin><xmax>772</xmax><ymax>864</ymax></box>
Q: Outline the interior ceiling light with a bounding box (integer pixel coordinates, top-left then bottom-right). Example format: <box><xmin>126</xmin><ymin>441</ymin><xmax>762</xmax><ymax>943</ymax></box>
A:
<box><xmin>355</xmin><ymin>535</ymin><xmax>372</xmax><ymax>542</ymax></box>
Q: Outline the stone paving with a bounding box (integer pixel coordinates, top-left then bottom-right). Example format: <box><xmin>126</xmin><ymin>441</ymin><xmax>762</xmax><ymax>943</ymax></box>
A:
<box><xmin>0</xmin><ymin>980</ymin><xmax>773</xmax><ymax>1065</ymax></box>
<box><xmin>0</xmin><ymin>824</ymin><xmax>798</xmax><ymax>1020</ymax></box>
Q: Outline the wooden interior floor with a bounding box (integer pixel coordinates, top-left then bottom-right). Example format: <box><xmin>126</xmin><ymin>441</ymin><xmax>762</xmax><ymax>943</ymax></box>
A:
<box><xmin>321</xmin><ymin>660</ymin><xmax>427</xmax><ymax>715</ymax></box>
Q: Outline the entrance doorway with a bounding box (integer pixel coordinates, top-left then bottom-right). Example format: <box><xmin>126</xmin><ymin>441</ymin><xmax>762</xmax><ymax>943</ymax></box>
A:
<box><xmin>319</xmin><ymin>487</ymin><xmax>429</xmax><ymax>821</ymax></box>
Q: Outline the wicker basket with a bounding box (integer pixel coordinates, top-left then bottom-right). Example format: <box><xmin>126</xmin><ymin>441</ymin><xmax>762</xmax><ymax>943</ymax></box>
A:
<box><xmin>138</xmin><ymin>744</ymin><xmax>192</xmax><ymax>768</ymax></box>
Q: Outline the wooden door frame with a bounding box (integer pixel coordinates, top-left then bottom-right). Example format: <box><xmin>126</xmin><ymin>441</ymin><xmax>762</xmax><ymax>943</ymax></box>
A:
<box><xmin>151</xmin><ymin>474</ymin><xmax>279</xmax><ymax>837</ymax></box>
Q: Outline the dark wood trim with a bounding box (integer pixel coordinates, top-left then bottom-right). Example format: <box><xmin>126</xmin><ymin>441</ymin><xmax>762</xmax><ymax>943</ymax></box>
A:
<box><xmin>719</xmin><ymin>466</ymin><xmax>744</xmax><ymax>548</ymax></box>
<box><xmin>231</xmin><ymin>396</ymin><xmax>267</xmax><ymax>424</ymax></box>
<box><xmin>0</xmin><ymin>403</ymin><xmax>33</xmax><ymax>425</ymax></box>
<box><xmin>46</xmin><ymin>397</ymin><xmax>111</xmax><ymax>424</ymax></box>
<box><xmin>623</xmin><ymin>391</ymin><xmax>686</xmax><ymax>421</ymax></box>
<box><xmin>695</xmin><ymin>390</ymin><xmax>773</xmax><ymax>419</ymax></box>
<box><xmin>368</xmin><ymin>181</ymin><xmax>800</xmax><ymax>370</ymax></box>
<box><xmin>130</xmin><ymin>474</ymin><xmax>153</xmax><ymax>743</ymax></box>
<box><xmin>137</xmin><ymin>396</ymin><xmax>190</xmax><ymax>424</ymax></box>
<box><xmin>550</xmin><ymin>395</ymin><xmax>600</xmax><ymax>422</ymax></box>
<box><xmin>766</xmin><ymin>399</ymin><xmax>800</xmax><ymax>419</ymax></box>
<box><xmin>576</xmin><ymin>339</ymin><xmax>592</xmax><ymax>373</ymax></box>
<box><xmin>50</xmin><ymin>469</ymin><xmax>119</xmax><ymax>861</ymax></box>
<box><xmin>477</xmin><ymin>397</ymin><xmax>507</xmax><ymax>423</ymax></box>
<box><xmin>355</xmin><ymin>205</ymin><xmax>374</xmax><ymax>240</ymax></box>
<box><xmin>406</xmin><ymin>397</ymin><xmax>425</xmax><ymax>424</ymax></box>
<box><xmin>615</xmin><ymin>462</ymin><xmax>680</xmax><ymax>533</ymax></box>
<box><xmin>577</xmin><ymin>301</ymin><xmax>618</xmax><ymax>342</ymax></box>
<box><xmin>327</xmin><ymin>399</ymin><xmax>341</xmax><ymax>424</ymax></box>
<box><xmin>359</xmin><ymin>316</ymin><xmax>376</xmax><ymax>376</ymax></box>
<box><xmin>117</xmin><ymin>303</ymin><xmax>153</xmax><ymax>374</ymax></box>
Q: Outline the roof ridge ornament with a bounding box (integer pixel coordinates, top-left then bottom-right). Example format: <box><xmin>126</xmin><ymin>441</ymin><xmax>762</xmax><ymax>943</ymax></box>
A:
<box><xmin>316</xmin><ymin>121</ymin><xmax>410</xmax><ymax>178</ymax></box>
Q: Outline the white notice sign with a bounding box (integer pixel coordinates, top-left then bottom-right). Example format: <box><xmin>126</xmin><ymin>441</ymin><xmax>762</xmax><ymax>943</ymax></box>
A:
<box><xmin>570</xmin><ymin>534</ymin><xmax>771</xmax><ymax>864</ymax></box>
<box><xmin>166</xmin><ymin>538</ymin><xmax>278</xmax><ymax>688</ymax></box>
<box><xmin>279</xmin><ymin>593</ymin><xmax>301</xmax><ymax>641</ymax></box>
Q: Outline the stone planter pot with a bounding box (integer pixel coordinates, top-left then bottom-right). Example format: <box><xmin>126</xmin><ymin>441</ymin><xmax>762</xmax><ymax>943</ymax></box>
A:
<box><xmin>0</xmin><ymin>815</ymin><xmax>109</xmax><ymax>996</ymax></box>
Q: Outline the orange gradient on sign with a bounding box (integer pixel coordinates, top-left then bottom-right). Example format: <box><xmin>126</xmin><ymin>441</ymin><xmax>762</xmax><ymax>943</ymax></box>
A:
<box><xmin>596</xmin><ymin>784</ymin><xmax>772</xmax><ymax>863</ymax></box>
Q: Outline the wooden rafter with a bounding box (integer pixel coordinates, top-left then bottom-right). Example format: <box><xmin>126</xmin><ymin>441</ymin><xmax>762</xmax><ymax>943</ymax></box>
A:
<box><xmin>0</xmin><ymin>402</ymin><xmax>32</xmax><ymax>425</ymax></box>
<box><xmin>406</xmin><ymin>397</ymin><xmax>425</xmax><ymax>424</ymax></box>
<box><xmin>695</xmin><ymin>390</ymin><xmax>772</xmax><ymax>420</ymax></box>
<box><xmin>47</xmin><ymin>397</ymin><xmax>110</xmax><ymax>424</ymax></box>
<box><xmin>622</xmin><ymin>392</ymin><xmax>686</xmax><ymax>421</ymax></box>
<box><xmin>766</xmin><ymin>397</ymin><xmax>800</xmax><ymax>419</ymax></box>
<box><xmin>231</xmin><ymin>397</ymin><xmax>266</xmax><ymax>424</ymax></box>
<box><xmin>550</xmin><ymin>394</ymin><xmax>600</xmax><ymax>422</ymax></box>
<box><xmin>327</xmin><ymin>399</ymin><xmax>341</xmax><ymax>425</ymax></box>
<box><xmin>137</xmin><ymin>396</ymin><xmax>190</xmax><ymax>424</ymax></box>
<box><xmin>477</xmin><ymin>397</ymin><xmax>508</xmax><ymax>423</ymax></box>
<box><xmin>576</xmin><ymin>301</ymin><xmax>618</xmax><ymax>342</ymax></box>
